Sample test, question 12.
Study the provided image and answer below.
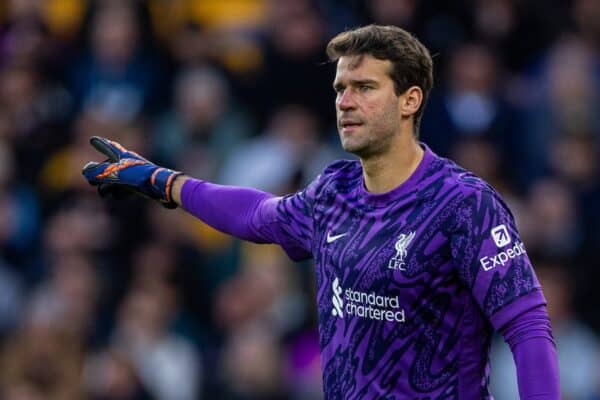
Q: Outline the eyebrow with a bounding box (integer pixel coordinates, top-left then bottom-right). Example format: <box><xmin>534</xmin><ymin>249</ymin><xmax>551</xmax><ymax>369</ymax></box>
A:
<box><xmin>333</xmin><ymin>79</ymin><xmax>379</xmax><ymax>90</ymax></box>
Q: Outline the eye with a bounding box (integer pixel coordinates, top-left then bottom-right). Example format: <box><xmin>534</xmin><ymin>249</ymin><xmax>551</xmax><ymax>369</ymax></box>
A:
<box><xmin>358</xmin><ymin>85</ymin><xmax>372</xmax><ymax>92</ymax></box>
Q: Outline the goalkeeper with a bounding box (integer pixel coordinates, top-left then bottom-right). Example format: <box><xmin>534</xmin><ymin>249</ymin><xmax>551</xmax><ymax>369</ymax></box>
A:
<box><xmin>83</xmin><ymin>25</ymin><xmax>560</xmax><ymax>399</ymax></box>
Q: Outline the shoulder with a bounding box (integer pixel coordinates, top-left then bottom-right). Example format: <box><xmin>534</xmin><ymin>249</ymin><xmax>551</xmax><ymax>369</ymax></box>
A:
<box><xmin>433</xmin><ymin>155</ymin><xmax>502</xmax><ymax>201</ymax></box>
<box><xmin>307</xmin><ymin>159</ymin><xmax>362</xmax><ymax>195</ymax></box>
<box><xmin>429</xmin><ymin>155</ymin><xmax>514</xmax><ymax>223</ymax></box>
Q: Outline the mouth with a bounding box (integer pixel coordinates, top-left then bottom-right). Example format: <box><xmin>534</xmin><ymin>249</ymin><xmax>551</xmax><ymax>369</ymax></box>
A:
<box><xmin>339</xmin><ymin>119</ymin><xmax>363</xmax><ymax>134</ymax></box>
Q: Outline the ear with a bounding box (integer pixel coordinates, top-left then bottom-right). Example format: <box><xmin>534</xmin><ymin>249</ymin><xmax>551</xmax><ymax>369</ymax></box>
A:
<box><xmin>399</xmin><ymin>86</ymin><xmax>423</xmax><ymax>118</ymax></box>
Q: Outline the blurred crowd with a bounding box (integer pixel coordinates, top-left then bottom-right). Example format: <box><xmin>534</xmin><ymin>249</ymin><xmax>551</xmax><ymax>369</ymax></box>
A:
<box><xmin>0</xmin><ymin>0</ymin><xmax>599</xmax><ymax>399</ymax></box>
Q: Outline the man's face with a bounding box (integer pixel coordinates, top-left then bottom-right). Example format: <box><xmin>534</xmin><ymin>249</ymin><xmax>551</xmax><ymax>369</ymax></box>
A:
<box><xmin>333</xmin><ymin>55</ymin><xmax>401</xmax><ymax>158</ymax></box>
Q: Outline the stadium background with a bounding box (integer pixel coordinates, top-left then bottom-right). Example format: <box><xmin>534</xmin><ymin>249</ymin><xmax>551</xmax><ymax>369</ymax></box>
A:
<box><xmin>0</xmin><ymin>0</ymin><xmax>599</xmax><ymax>398</ymax></box>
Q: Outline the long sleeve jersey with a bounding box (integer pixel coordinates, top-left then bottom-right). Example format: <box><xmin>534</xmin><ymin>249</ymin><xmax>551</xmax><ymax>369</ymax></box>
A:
<box><xmin>181</xmin><ymin>144</ymin><xmax>560</xmax><ymax>399</ymax></box>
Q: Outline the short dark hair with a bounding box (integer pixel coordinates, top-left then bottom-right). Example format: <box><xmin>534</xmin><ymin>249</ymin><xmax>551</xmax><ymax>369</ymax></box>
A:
<box><xmin>326</xmin><ymin>25</ymin><xmax>433</xmax><ymax>136</ymax></box>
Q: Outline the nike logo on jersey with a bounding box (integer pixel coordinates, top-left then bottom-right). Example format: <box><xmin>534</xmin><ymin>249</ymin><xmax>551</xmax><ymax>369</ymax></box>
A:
<box><xmin>327</xmin><ymin>231</ymin><xmax>348</xmax><ymax>243</ymax></box>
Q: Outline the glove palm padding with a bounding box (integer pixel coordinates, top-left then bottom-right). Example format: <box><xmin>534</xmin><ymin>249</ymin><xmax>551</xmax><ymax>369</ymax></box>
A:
<box><xmin>82</xmin><ymin>136</ymin><xmax>181</xmax><ymax>209</ymax></box>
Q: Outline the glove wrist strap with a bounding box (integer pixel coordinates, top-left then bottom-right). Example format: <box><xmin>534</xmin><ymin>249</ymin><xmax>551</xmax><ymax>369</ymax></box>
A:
<box><xmin>151</xmin><ymin>168</ymin><xmax>183</xmax><ymax>205</ymax></box>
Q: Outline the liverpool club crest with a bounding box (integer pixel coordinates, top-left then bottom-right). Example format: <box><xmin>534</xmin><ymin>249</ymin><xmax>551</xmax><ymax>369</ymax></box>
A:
<box><xmin>388</xmin><ymin>231</ymin><xmax>416</xmax><ymax>270</ymax></box>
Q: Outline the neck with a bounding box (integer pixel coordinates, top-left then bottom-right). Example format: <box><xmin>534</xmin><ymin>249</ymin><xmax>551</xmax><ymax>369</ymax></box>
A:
<box><xmin>360</xmin><ymin>135</ymin><xmax>424</xmax><ymax>194</ymax></box>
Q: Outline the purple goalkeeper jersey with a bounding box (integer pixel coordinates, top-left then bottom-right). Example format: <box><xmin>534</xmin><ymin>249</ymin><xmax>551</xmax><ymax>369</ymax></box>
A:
<box><xmin>182</xmin><ymin>144</ymin><xmax>548</xmax><ymax>399</ymax></box>
<box><xmin>260</xmin><ymin>144</ymin><xmax>545</xmax><ymax>399</ymax></box>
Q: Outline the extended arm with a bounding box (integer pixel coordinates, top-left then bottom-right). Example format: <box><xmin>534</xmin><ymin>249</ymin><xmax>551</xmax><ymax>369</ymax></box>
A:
<box><xmin>499</xmin><ymin>305</ymin><xmax>560</xmax><ymax>399</ymax></box>
<box><xmin>173</xmin><ymin>177</ymin><xmax>313</xmax><ymax>260</ymax></box>
<box><xmin>82</xmin><ymin>137</ymin><xmax>314</xmax><ymax>260</ymax></box>
<box><xmin>172</xmin><ymin>176</ymin><xmax>277</xmax><ymax>242</ymax></box>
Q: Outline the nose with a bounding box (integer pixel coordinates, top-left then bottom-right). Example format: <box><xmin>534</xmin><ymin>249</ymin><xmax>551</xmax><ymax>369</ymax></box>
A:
<box><xmin>336</xmin><ymin>89</ymin><xmax>356</xmax><ymax>111</ymax></box>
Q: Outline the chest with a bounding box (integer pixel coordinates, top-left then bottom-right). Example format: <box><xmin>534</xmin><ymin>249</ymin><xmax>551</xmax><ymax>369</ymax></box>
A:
<box><xmin>314</xmin><ymin>196</ymin><xmax>452</xmax><ymax>294</ymax></box>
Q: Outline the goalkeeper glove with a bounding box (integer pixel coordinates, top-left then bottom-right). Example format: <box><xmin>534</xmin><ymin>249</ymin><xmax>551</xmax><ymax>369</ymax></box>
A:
<box><xmin>82</xmin><ymin>136</ymin><xmax>182</xmax><ymax>209</ymax></box>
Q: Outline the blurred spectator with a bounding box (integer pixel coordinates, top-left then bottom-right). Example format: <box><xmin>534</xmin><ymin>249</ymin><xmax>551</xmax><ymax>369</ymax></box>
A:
<box><xmin>421</xmin><ymin>42</ymin><xmax>521</xmax><ymax>186</ymax></box>
<box><xmin>548</xmin><ymin>131</ymin><xmax>599</xmax><ymax>190</ymax></box>
<box><xmin>364</xmin><ymin>0</ymin><xmax>418</xmax><ymax>29</ymax></box>
<box><xmin>214</xmin><ymin>243</ymin><xmax>307</xmax><ymax>336</ymax></box>
<box><xmin>573</xmin><ymin>0</ymin><xmax>600</xmax><ymax>49</ymax></box>
<box><xmin>473</xmin><ymin>0</ymin><xmax>516</xmax><ymax>46</ymax></box>
<box><xmin>111</xmin><ymin>282</ymin><xmax>201</xmax><ymax>400</ymax></box>
<box><xmin>43</xmin><ymin>193</ymin><xmax>114</xmax><ymax>257</ymax></box>
<box><xmin>211</xmin><ymin>243</ymin><xmax>309</xmax><ymax>397</ymax></box>
<box><xmin>0</xmin><ymin>63</ymin><xmax>71</xmax><ymax>181</ymax></box>
<box><xmin>130</xmin><ymin>241</ymin><xmax>177</xmax><ymax>289</ymax></box>
<box><xmin>219</xmin><ymin>325</ymin><xmax>287</xmax><ymax>400</ymax></box>
<box><xmin>84</xmin><ymin>348</ymin><xmax>155</xmax><ymax>400</ymax></box>
<box><xmin>0</xmin><ymin>138</ymin><xmax>39</xmax><ymax>268</ymax></box>
<box><xmin>251</xmin><ymin>0</ymin><xmax>334</xmax><ymax>126</ymax></box>
<box><xmin>472</xmin><ymin>0</ymin><xmax>569</xmax><ymax>71</ymax></box>
<box><xmin>0</xmin><ymin>260</ymin><xmax>24</xmax><ymax>337</ymax></box>
<box><xmin>149</xmin><ymin>0</ymin><xmax>266</xmax><ymax>74</ymax></box>
<box><xmin>0</xmin><ymin>0</ymin><xmax>87</xmax><ymax>43</ymax></box>
<box><xmin>27</xmin><ymin>253</ymin><xmax>100</xmax><ymax>338</ymax></box>
<box><xmin>220</xmin><ymin>104</ymin><xmax>339</xmax><ymax>193</ymax></box>
<box><xmin>152</xmin><ymin>65</ymin><xmax>254</xmax><ymax>178</ymax></box>
<box><xmin>69</xmin><ymin>1</ymin><xmax>166</xmax><ymax>123</ymax></box>
<box><xmin>3</xmin><ymin>381</ymin><xmax>47</xmax><ymax>400</ymax></box>
<box><xmin>0</xmin><ymin>0</ymin><xmax>63</xmax><ymax>72</ymax></box>
<box><xmin>518</xmin><ymin>35</ymin><xmax>600</xmax><ymax>186</ymax></box>
<box><xmin>522</xmin><ymin>178</ymin><xmax>582</xmax><ymax>259</ymax></box>
<box><xmin>0</xmin><ymin>318</ymin><xmax>85</xmax><ymax>400</ymax></box>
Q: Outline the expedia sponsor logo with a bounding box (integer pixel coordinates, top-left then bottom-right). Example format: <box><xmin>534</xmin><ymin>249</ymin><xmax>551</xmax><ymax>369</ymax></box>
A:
<box><xmin>491</xmin><ymin>224</ymin><xmax>511</xmax><ymax>247</ymax></box>
<box><xmin>480</xmin><ymin>241</ymin><xmax>527</xmax><ymax>271</ymax></box>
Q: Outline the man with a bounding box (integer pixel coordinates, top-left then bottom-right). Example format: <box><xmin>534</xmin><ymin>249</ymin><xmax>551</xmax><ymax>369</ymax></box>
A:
<box><xmin>83</xmin><ymin>25</ymin><xmax>560</xmax><ymax>399</ymax></box>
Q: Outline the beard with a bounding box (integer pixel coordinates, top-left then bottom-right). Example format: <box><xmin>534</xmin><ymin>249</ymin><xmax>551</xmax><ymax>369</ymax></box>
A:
<box><xmin>338</xmin><ymin>110</ymin><xmax>399</xmax><ymax>159</ymax></box>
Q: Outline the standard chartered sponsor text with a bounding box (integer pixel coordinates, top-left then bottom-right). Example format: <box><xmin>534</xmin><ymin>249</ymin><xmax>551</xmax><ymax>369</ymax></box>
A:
<box><xmin>344</xmin><ymin>288</ymin><xmax>406</xmax><ymax>322</ymax></box>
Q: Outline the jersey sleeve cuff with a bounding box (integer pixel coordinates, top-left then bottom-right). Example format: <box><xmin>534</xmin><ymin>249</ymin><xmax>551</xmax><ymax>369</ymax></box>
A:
<box><xmin>489</xmin><ymin>289</ymin><xmax>547</xmax><ymax>330</ymax></box>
